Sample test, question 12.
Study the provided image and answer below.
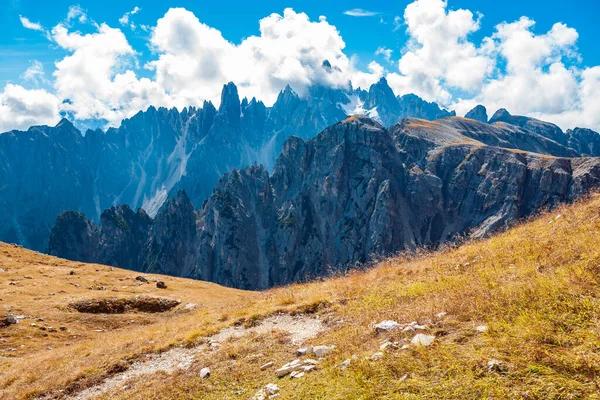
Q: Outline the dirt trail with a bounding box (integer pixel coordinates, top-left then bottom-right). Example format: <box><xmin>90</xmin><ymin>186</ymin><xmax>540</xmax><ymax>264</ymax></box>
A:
<box><xmin>65</xmin><ymin>314</ymin><xmax>326</xmax><ymax>400</ymax></box>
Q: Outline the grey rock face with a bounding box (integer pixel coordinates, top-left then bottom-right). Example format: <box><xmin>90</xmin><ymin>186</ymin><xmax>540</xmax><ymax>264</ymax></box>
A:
<box><xmin>465</xmin><ymin>105</ymin><xmax>488</xmax><ymax>123</ymax></box>
<box><xmin>48</xmin><ymin>116</ymin><xmax>600</xmax><ymax>290</ymax></box>
<box><xmin>566</xmin><ymin>128</ymin><xmax>600</xmax><ymax>156</ymax></box>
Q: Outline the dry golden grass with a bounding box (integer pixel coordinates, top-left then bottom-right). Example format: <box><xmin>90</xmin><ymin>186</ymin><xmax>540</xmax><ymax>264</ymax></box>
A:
<box><xmin>2</xmin><ymin>193</ymin><xmax>600</xmax><ymax>399</ymax></box>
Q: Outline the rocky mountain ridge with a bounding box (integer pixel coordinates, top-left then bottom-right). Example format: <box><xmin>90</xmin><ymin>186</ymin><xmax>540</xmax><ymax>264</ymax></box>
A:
<box><xmin>48</xmin><ymin>115</ymin><xmax>600</xmax><ymax>289</ymax></box>
<box><xmin>0</xmin><ymin>76</ymin><xmax>455</xmax><ymax>251</ymax></box>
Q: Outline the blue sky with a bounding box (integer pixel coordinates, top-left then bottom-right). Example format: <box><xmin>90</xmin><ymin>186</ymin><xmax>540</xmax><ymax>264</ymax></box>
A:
<box><xmin>0</xmin><ymin>0</ymin><xmax>599</xmax><ymax>132</ymax></box>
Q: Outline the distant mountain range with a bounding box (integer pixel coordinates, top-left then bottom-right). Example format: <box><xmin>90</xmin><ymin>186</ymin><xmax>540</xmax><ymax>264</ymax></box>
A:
<box><xmin>0</xmin><ymin>74</ymin><xmax>455</xmax><ymax>251</ymax></box>
<box><xmin>3</xmin><ymin>64</ymin><xmax>600</xmax><ymax>289</ymax></box>
<box><xmin>47</xmin><ymin>113</ymin><xmax>600</xmax><ymax>289</ymax></box>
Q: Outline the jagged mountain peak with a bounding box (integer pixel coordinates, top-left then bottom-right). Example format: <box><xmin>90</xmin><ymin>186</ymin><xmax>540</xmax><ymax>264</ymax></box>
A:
<box><xmin>465</xmin><ymin>105</ymin><xmax>488</xmax><ymax>123</ymax></box>
<box><xmin>489</xmin><ymin>108</ymin><xmax>512</xmax><ymax>123</ymax></box>
<box><xmin>218</xmin><ymin>82</ymin><xmax>240</xmax><ymax>114</ymax></box>
<box><xmin>56</xmin><ymin>117</ymin><xmax>77</xmax><ymax>129</ymax></box>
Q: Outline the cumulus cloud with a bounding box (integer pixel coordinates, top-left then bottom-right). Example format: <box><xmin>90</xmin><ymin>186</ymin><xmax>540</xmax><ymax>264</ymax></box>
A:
<box><xmin>0</xmin><ymin>84</ymin><xmax>61</xmax><ymax>132</ymax></box>
<box><xmin>387</xmin><ymin>0</ymin><xmax>493</xmax><ymax>103</ymax></box>
<box><xmin>19</xmin><ymin>15</ymin><xmax>44</xmax><ymax>31</ymax></box>
<box><xmin>50</xmin><ymin>21</ymin><xmax>168</xmax><ymax>124</ymax></box>
<box><xmin>344</xmin><ymin>9</ymin><xmax>380</xmax><ymax>17</ymax></box>
<box><xmin>148</xmin><ymin>8</ymin><xmax>362</xmax><ymax>105</ymax></box>
<box><xmin>450</xmin><ymin>15</ymin><xmax>589</xmax><ymax>129</ymax></box>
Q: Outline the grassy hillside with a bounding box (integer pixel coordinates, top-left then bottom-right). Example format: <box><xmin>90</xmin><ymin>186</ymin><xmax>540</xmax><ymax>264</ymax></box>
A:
<box><xmin>2</xmin><ymin>193</ymin><xmax>600</xmax><ymax>399</ymax></box>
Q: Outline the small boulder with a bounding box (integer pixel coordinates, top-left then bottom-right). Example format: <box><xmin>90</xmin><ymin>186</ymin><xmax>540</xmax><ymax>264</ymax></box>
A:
<box><xmin>69</xmin><ymin>270</ymin><xmax>76</xmax><ymax>275</ymax></box>
<box><xmin>135</xmin><ymin>276</ymin><xmax>148</xmax><ymax>283</ymax></box>
<box><xmin>156</xmin><ymin>281</ymin><xmax>167</xmax><ymax>289</ymax></box>
<box><xmin>2</xmin><ymin>316</ymin><xmax>17</xmax><ymax>327</ymax></box>
<box><xmin>252</xmin><ymin>383</ymin><xmax>280</xmax><ymax>399</ymax></box>
<box><xmin>411</xmin><ymin>334</ymin><xmax>435</xmax><ymax>347</ymax></box>
<box><xmin>200</xmin><ymin>367</ymin><xmax>210</xmax><ymax>378</ymax></box>
<box><xmin>264</xmin><ymin>383</ymin><xmax>279</xmax><ymax>395</ymax></box>
<box><xmin>486</xmin><ymin>359</ymin><xmax>506</xmax><ymax>373</ymax></box>
<box><xmin>374</xmin><ymin>320</ymin><xmax>401</xmax><ymax>333</ymax></box>
<box><xmin>371</xmin><ymin>352</ymin><xmax>384</xmax><ymax>361</ymax></box>
<box><xmin>296</xmin><ymin>346</ymin><xmax>312</xmax><ymax>356</ymax></box>
<box><xmin>290</xmin><ymin>370</ymin><xmax>305</xmax><ymax>379</ymax></box>
<box><xmin>380</xmin><ymin>341</ymin><xmax>398</xmax><ymax>351</ymax></box>
<box><xmin>435</xmin><ymin>312</ymin><xmax>447</xmax><ymax>319</ymax></box>
<box><xmin>302</xmin><ymin>365</ymin><xmax>316</xmax><ymax>373</ymax></box>
<box><xmin>338</xmin><ymin>359</ymin><xmax>351</xmax><ymax>369</ymax></box>
<box><xmin>475</xmin><ymin>325</ymin><xmax>489</xmax><ymax>333</ymax></box>
<box><xmin>275</xmin><ymin>359</ymin><xmax>303</xmax><ymax>378</ymax></box>
<box><xmin>312</xmin><ymin>345</ymin><xmax>333</xmax><ymax>357</ymax></box>
<box><xmin>260</xmin><ymin>361</ymin><xmax>274</xmax><ymax>371</ymax></box>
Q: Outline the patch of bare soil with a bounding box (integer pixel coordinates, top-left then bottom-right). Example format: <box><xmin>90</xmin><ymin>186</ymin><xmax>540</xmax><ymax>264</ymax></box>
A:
<box><xmin>70</xmin><ymin>296</ymin><xmax>181</xmax><ymax>314</ymax></box>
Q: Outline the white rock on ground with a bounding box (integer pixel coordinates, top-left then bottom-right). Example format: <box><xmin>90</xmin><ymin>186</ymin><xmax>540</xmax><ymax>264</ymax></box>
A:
<box><xmin>476</xmin><ymin>325</ymin><xmax>489</xmax><ymax>332</ymax></box>
<box><xmin>275</xmin><ymin>359</ymin><xmax>303</xmax><ymax>378</ymax></box>
<box><xmin>371</xmin><ymin>352</ymin><xmax>384</xmax><ymax>361</ymax></box>
<box><xmin>380</xmin><ymin>341</ymin><xmax>398</xmax><ymax>351</ymax></box>
<box><xmin>260</xmin><ymin>361</ymin><xmax>274</xmax><ymax>371</ymax></box>
<box><xmin>374</xmin><ymin>320</ymin><xmax>401</xmax><ymax>333</ymax></box>
<box><xmin>275</xmin><ymin>359</ymin><xmax>319</xmax><ymax>378</ymax></box>
<box><xmin>411</xmin><ymin>334</ymin><xmax>436</xmax><ymax>347</ymax></box>
<box><xmin>302</xmin><ymin>365</ymin><xmax>316</xmax><ymax>373</ymax></box>
<box><xmin>253</xmin><ymin>383</ymin><xmax>280</xmax><ymax>400</ymax></box>
<box><xmin>338</xmin><ymin>359</ymin><xmax>351</xmax><ymax>369</ymax></box>
<box><xmin>312</xmin><ymin>345</ymin><xmax>333</xmax><ymax>357</ymax></box>
<box><xmin>200</xmin><ymin>367</ymin><xmax>210</xmax><ymax>378</ymax></box>
<box><xmin>435</xmin><ymin>312</ymin><xmax>447</xmax><ymax>318</ymax></box>
<box><xmin>290</xmin><ymin>371</ymin><xmax>305</xmax><ymax>379</ymax></box>
<box><xmin>296</xmin><ymin>346</ymin><xmax>312</xmax><ymax>356</ymax></box>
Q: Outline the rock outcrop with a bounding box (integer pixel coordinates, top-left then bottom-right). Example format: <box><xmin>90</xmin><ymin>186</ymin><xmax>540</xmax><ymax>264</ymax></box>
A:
<box><xmin>48</xmin><ymin>116</ymin><xmax>600</xmax><ymax>290</ymax></box>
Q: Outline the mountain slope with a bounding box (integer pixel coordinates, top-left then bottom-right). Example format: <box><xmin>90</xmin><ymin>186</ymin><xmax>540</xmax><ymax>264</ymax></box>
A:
<box><xmin>3</xmin><ymin>193</ymin><xmax>600</xmax><ymax>399</ymax></box>
<box><xmin>48</xmin><ymin>116</ymin><xmax>600</xmax><ymax>289</ymax></box>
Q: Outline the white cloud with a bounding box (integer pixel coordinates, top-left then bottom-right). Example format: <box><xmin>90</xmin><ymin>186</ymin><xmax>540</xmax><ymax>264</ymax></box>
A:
<box><xmin>19</xmin><ymin>15</ymin><xmax>44</xmax><ymax>31</ymax></box>
<box><xmin>386</xmin><ymin>0</ymin><xmax>493</xmax><ymax>103</ymax></box>
<box><xmin>148</xmin><ymin>8</ymin><xmax>366</xmax><ymax>106</ymax></box>
<box><xmin>50</xmin><ymin>21</ymin><xmax>168</xmax><ymax>125</ymax></box>
<box><xmin>66</xmin><ymin>5</ymin><xmax>87</xmax><ymax>24</ymax></box>
<box><xmin>21</xmin><ymin>60</ymin><xmax>47</xmax><ymax>84</ymax></box>
<box><xmin>119</xmin><ymin>6</ymin><xmax>141</xmax><ymax>29</ymax></box>
<box><xmin>393</xmin><ymin>15</ymin><xmax>402</xmax><ymax>31</ymax></box>
<box><xmin>452</xmin><ymin>16</ymin><xmax>586</xmax><ymax>128</ymax></box>
<box><xmin>0</xmin><ymin>84</ymin><xmax>61</xmax><ymax>132</ymax></box>
<box><xmin>344</xmin><ymin>9</ymin><xmax>380</xmax><ymax>17</ymax></box>
<box><xmin>375</xmin><ymin>47</ymin><xmax>393</xmax><ymax>63</ymax></box>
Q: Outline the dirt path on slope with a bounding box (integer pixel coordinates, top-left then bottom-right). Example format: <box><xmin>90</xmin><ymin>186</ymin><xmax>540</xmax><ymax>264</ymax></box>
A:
<box><xmin>65</xmin><ymin>314</ymin><xmax>326</xmax><ymax>400</ymax></box>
